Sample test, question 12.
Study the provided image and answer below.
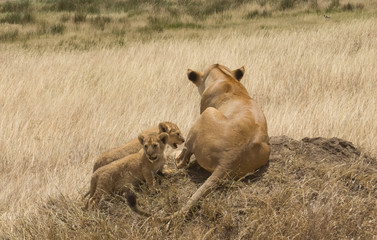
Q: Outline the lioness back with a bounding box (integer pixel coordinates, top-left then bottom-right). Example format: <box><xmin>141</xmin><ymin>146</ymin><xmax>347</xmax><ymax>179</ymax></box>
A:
<box><xmin>92</xmin><ymin>122</ymin><xmax>184</xmax><ymax>172</ymax></box>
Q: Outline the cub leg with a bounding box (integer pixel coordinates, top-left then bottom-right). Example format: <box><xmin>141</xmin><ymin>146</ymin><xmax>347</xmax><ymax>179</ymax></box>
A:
<box><xmin>142</xmin><ymin>169</ymin><xmax>158</xmax><ymax>194</ymax></box>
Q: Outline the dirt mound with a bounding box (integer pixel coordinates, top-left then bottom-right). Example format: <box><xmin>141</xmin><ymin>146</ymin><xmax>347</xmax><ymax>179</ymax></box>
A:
<box><xmin>9</xmin><ymin>136</ymin><xmax>376</xmax><ymax>239</ymax></box>
<box><xmin>270</xmin><ymin>135</ymin><xmax>372</xmax><ymax>163</ymax></box>
<box><xmin>181</xmin><ymin>135</ymin><xmax>375</xmax><ymax>184</ymax></box>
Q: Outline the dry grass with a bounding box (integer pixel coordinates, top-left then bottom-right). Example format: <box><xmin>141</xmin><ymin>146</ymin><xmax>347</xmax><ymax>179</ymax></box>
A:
<box><xmin>0</xmin><ymin>5</ymin><xmax>377</xmax><ymax>239</ymax></box>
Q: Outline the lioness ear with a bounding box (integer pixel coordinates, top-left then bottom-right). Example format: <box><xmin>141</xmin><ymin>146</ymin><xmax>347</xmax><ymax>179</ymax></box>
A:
<box><xmin>158</xmin><ymin>132</ymin><xmax>169</xmax><ymax>145</ymax></box>
<box><xmin>138</xmin><ymin>134</ymin><xmax>145</xmax><ymax>145</ymax></box>
<box><xmin>232</xmin><ymin>66</ymin><xmax>245</xmax><ymax>81</ymax></box>
<box><xmin>187</xmin><ymin>69</ymin><xmax>201</xmax><ymax>83</ymax></box>
<box><xmin>158</xmin><ymin>122</ymin><xmax>169</xmax><ymax>133</ymax></box>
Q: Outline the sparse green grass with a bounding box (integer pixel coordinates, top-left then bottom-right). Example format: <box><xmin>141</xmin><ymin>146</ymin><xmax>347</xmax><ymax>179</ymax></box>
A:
<box><xmin>0</xmin><ymin>0</ymin><xmax>31</xmax><ymax>13</ymax></box>
<box><xmin>0</xmin><ymin>0</ymin><xmax>374</xmax><ymax>48</ymax></box>
<box><xmin>0</xmin><ymin>28</ymin><xmax>18</xmax><ymax>41</ymax></box>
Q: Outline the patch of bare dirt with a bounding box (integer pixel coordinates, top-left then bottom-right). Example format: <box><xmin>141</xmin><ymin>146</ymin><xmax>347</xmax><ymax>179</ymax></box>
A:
<box><xmin>269</xmin><ymin>135</ymin><xmax>374</xmax><ymax>163</ymax></box>
<box><xmin>176</xmin><ymin>135</ymin><xmax>376</xmax><ymax>183</ymax></box>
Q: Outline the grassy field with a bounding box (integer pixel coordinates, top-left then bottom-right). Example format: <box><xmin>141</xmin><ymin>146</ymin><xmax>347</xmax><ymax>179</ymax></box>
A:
<box><xmin>1</xmin><ymin>0</ymin><xmax>377</xmax><ymax>239</ymax></box>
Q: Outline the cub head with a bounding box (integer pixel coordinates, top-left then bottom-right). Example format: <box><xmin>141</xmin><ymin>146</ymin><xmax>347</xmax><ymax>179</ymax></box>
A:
<box><xmin>187</xmin><ymin>64</ymin><xmax>245</xmax><ymax>95</ymax></box>
<box><xmin>158</xmin><ymin>122</ymin><xmax>185</xmax><ymax>149</ymax></box>
<box><xmin>138</xmin><ymin>132</ymin><xmax>169</xmax><ymax>162</ymax></box>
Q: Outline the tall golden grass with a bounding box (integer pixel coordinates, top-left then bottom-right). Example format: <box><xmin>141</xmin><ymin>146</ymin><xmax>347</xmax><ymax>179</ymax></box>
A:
<box><xmin>0</xmin><ymin>17</ymin><xmax>376</xmax><ymax>237</ymax></box>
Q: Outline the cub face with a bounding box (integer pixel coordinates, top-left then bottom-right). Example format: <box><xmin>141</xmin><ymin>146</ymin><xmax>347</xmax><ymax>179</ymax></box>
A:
<box><xmin>158</xmin><ymin>122</ymin><xmax>185</xmax><ymax>149</ymax></box>
<box><xmin>138</xmin><ymin>132</ymin><xmax>169</xmax><ymax>162</ymax></box>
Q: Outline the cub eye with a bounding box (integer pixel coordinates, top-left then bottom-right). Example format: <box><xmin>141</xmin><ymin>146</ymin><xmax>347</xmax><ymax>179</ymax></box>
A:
<box><xmin>176</xmin><ymin>132</ymin><xmax>180</xmax><ymax>136</ymax></box>
<box><xmin>144</xmin><ymin>144</ymin><xmax>148</xmax><ymax>149</ymax></box>
<box><xmin>153</xmin><ymin>144</ymin><xmax>158</xmax><ymax>148</ymax></box>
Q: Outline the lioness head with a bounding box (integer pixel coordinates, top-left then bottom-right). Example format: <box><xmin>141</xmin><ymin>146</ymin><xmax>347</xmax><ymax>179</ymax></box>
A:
<box><xmin>138</xmin><ymin>132</ymin><xmax>169</xmax><ymax>162</ymax></box>
<box><xmin>187</xmin><ymin>64</ymin><xmax>245</xmax><ymax>95</ymax></box>
<box><xmin>158</xmin><ymin>122</ymin><xmax>185</xmax><ymax>149</ymax></box>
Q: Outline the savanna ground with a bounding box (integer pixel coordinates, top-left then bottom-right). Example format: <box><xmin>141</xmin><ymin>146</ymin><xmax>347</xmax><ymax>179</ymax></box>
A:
<box><xmin>0</xmin><ymin>0</ymin><xmax>376</xmax><ymax>239</ymax></box>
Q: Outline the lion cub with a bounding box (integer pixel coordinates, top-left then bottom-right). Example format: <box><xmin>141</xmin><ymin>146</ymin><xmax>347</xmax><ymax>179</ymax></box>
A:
<box><xmin>86</xmin><ymin>132</ymin><xmax>168</xmax><ymax>210</ymax></box>
<box><xmin>92</xmin><ymin>122</ymin><xmax>184</xmax><ymax>172</ymax></box>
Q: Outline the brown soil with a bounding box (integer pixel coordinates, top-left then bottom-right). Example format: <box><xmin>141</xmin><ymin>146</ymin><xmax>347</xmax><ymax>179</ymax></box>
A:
<box><xmin>269</xmin><ymin>135</ymin><xmax>370</xmax><ymax>163</ymax></box>
<box><xmin>184</xmin><ymin>135</ymin><xmax>375</xmax><ymax>184</ymax></box>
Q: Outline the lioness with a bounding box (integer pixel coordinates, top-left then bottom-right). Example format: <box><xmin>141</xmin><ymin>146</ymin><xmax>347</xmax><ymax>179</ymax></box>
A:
<box><xmin>85</xmin><ymin>132</ymin><xmax>169</xmax><ymax>210</ymax></box>
<box><xmin>92</xmin><ymin>121</ymin><xmax>184</xmax><ymax>172</ymax></box>
<box><xmin>128</xmin><ymin>64</ymin><xmax>270</xmax><ymax>219</ymax></box>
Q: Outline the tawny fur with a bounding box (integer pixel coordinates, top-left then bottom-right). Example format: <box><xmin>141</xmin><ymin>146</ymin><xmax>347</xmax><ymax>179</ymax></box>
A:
<box><xmin>128</xmin><ymin>64</ymin><xmax>270</xmax><ymax>220</ymax></box>
<box><xmin>82</xmin><ymin>122</ymin><xmax>184</xmax><ymax>199</ymax></box>
<box><xmin>92</xmin><ymin>121</ymin><xmax>184</xmax><ymax>172</ymax></box>
<box><xmin>85</xmin><ymin>132</ymin><xmax>169</xmax><ymax>210</ymax></box>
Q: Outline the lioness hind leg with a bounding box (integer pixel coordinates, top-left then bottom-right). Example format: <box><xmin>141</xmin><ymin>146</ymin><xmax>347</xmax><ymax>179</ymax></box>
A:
<box><xmin>172</xmin><ymin>166</ymin><xmax>226</xmax><ymax>219</ymax></box>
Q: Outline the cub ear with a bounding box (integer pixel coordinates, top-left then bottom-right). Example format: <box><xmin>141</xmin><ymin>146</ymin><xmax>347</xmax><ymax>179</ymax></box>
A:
<box><xmin>138</xmin><ymin>134</ymin><xmax>145</xmax><ymax>145</ymax></box>
<box><xmin>158</xmin><ymin>132</ymin><xmax>169</xmax><ymax>145</ymax></box>
<box><xmin>232</xmin><ymin>66</ymin><xmax>245</xmax><ymax>81</ymax></box>
<box><xmin>187</xmin><ymin>69</ymin><xmax>201</xmax><ymax>83</ymax></box>
<box><xmin>158</xmin><ymin>122</ymin><xmax>169</xmax><ymax>133</ymax></box>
